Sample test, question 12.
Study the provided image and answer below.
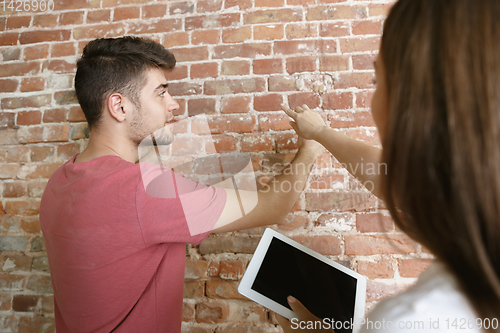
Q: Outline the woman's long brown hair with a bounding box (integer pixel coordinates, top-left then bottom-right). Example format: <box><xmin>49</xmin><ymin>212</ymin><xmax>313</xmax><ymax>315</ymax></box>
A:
<box><xmin>381</xmin><ymin>0</ymin><xmax>500</xmax><ymax>323</ymax></box>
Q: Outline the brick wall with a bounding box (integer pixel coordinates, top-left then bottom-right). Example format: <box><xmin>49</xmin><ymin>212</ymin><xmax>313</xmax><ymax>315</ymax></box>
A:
<box><xmin>0</xmin><ymin>0</ymin><xmax>433</xmax><ymax>332</ymax></box>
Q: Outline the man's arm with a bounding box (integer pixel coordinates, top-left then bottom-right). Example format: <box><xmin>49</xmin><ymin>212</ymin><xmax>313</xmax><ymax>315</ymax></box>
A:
<box><xmin>283</xmin><ymin>105</ymin><xmax>385</xmax><ymax>201</ymax></box>
<box><xmin>212</xmin><ymin>139</ymin><xmax>323</xmax><ymax>233</ymax></box>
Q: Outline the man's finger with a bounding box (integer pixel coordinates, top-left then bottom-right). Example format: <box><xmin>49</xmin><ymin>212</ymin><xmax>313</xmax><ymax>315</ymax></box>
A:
<box><xmin>301</xmin><ymin>104</ymin><xmax>311</xmax><ymax>112</ymax></box>
<box><xmin>275</xmin><ymin>313</ymin><xmax>293</xmax><ymax>332</ymax></box>
<box><xmin>288</xmin><ymin>296</ymin><xmax>321</xmax><ymax>322</ymax></box>
<box><xmin>281</xmin><ymin>104</ymin><xmax>297</xmax><ymax>120</ymax></box>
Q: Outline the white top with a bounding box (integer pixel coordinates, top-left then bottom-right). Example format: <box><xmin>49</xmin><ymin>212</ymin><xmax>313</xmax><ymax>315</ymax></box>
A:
<box><xmin>359</xmin><ymin>261</ymin><xmax>483</xmax><ymax>333</ymax></box>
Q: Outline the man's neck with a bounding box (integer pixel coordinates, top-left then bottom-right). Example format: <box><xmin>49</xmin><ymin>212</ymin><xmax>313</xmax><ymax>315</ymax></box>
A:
<box><xmin>75</xmin><ymin>129</ymin><xmax>139</xmax><ymax>164</ymax></box>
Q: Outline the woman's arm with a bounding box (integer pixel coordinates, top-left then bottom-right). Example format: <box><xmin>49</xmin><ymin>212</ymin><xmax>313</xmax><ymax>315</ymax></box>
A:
<box><xmin>283</xmin><ymin>104</ymin><xmax>385</xmax><ymax>201</ymax></box>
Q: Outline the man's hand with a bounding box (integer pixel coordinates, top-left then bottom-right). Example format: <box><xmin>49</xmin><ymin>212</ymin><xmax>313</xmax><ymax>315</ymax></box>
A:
<box><xmin>282</xmin><ymin>104</ymin><xmax>327</xmax><ymax>141</ymax></box>
<box><xmin>275</xmin><ymin>296</ymin><xmax>335</xmax><ymax>333</ymax></box>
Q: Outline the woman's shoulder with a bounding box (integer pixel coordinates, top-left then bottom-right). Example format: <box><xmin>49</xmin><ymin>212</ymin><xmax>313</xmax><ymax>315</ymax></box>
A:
<box><xmin>360</xmin><ymin>261</ymin><xmax>480</xmax><ymax>332</ymax></box>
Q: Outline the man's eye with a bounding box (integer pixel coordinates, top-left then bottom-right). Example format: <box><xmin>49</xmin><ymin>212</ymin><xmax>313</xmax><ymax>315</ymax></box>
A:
<box><xmin>159</xmin><ymin>91</ymin><xmax>166</xmax><ymax>97</ymax></box>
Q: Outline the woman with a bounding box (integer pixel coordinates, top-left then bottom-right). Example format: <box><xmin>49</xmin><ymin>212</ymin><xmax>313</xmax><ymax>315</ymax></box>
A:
<box><xmin>277</xmin><ymin>0</ymin><xmax>500</xmax><ymax>331</ymax></box>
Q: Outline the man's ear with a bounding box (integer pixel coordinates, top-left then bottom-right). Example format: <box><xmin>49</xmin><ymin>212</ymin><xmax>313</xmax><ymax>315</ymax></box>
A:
<box><xmin>107</xmin><ymin>93</ymin><xmax>127</xmax><ymax>123</ymax></box>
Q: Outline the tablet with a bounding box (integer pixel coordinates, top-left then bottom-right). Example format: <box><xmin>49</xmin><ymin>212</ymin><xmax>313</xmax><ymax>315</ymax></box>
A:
<box><xmin>238</xmin><ymin>228</ymin><xmax>366</xmax><ymax>333</ymax></box>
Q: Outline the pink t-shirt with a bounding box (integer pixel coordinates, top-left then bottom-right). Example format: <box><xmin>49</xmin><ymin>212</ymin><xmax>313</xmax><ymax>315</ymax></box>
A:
<box><xmin>39</xmin><ymin>154</ymin><xmax>227</xmax><ymax>333</ymax></box>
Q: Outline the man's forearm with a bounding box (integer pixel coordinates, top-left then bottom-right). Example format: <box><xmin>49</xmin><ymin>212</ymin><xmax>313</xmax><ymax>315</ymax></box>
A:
<box><xmin>315</xmin><ymin>126</ymin><xmax>385</xmax><ymax>200</ymax></box>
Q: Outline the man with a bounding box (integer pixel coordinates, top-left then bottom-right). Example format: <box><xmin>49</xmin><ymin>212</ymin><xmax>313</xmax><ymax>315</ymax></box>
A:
<box><xmin>39</xmin><ymin>36</ymin><xmax>324</xmax><ymax>332</ymax></box>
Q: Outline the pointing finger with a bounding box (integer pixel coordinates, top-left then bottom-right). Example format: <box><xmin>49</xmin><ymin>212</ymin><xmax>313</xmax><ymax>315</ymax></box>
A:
<box><xmin>281</xmin><ymin>104</ymin><xmax>297</xmax><ymax>120</ymax></box>
<box><xmin>287</xmin><ymin>296</ymin><xmax>321</xmax><ymax>322</ymax></box>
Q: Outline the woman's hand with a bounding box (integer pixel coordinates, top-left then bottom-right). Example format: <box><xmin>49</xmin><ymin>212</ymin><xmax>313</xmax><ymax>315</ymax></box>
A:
<box><xmin>282</xmin><ymin>104</ymin><xmax>327</xmax><ymax>141</ymax></box>
<box><xmin>275</xmin><ymin>296</ymin><xmax>335</xmax><ymax>333</ymax></box>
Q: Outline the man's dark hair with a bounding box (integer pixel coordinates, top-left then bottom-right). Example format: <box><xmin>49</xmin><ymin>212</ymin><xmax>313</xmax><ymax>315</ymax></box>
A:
<box><xmin>75</xmin><ymin>36</ymin><xmax>176</xmax><ymax>129</ymax></box>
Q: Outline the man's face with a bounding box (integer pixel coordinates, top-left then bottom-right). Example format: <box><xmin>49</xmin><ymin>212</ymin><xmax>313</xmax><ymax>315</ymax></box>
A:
<box><xmin>128</xmin><ymin>68</ymin><xmax>180</xmax><ymax>146</ymax></box>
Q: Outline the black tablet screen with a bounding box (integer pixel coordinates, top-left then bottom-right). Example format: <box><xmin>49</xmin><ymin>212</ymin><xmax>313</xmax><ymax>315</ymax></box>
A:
<box><xmin>251</xmin><ymin>237</ymin><xmax>357</xmax><ymax>333</ymax></box>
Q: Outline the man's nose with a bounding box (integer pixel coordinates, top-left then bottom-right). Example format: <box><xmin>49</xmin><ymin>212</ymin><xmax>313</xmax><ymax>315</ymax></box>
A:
<box><xmin>166</xmin><ymin>93</ymin><xmax>180</xmax><ymax>113</ymax></box>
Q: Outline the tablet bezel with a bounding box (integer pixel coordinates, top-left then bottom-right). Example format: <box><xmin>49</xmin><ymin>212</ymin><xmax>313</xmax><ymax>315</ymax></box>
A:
<box><xmin>238</xmin><ymin>228</ymin><xmax>366</xmax><ymax>332</ymax></box>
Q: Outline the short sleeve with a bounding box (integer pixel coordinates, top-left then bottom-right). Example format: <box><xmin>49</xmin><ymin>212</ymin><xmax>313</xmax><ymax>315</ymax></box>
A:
<box><xmin>135</xmin><ymin>163</ymin><xmax>227</xmax><ymax>246</ymax></box>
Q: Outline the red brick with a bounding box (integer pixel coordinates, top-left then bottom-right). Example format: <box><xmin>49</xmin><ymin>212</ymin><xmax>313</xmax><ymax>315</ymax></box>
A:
<box><xmin>171</xmin><ymin>137</ymin><xmax>204</xmax><ymax>156</ymax></box>
<box><xmin>212</xmin><ymin>135</ymin><xmax>238</xmax><ymax>152</ymax></box>
<box><xmin>168</xmin><ymin>82</ymin><xmax>202</xmax><ymax>96</ymax></box>
<box><xmin>54</xmin><ymin>90</ymin><xmax>78</xmax><ymax>105</ymax></box>
<box><xmin>309</xmin><ymin>173</ymin><xmax>344</xmax><ymax>190</ymax></box>
<box><xmin>319</xmin><ymin>55</ymin><xmax>349</xmax><ymax>71</ymax></box>
<box><xmin>286</xmin><ymin>23</ymin><xmax>318</xmax><ymax>39</ymax></box>
<box><xmin>345</xmin><ymin>234</ymin><xmax>417</xmax><ymax>255</ymax></box>
<box><xmin>191</xmin><ymin>29</ymin><xmax>220</xmax><ymax>45</ymax></box>
<box><xmin>0</xmin><ymin>79</ymin><xmax>18</xmax><ymax>92</ymax></box>
<box><xmin>292</xmin><ymin>235</ymin><xmax>342</xmax><ymax>255</ymax></box>
<box><xmin>19</xmin><ymin>30</ymin><xmax>71</xmax><ymax>44</ymax></box>
<box><xmin>206</xmin><ymin>280</ymin><xmax>244</xmax><ymax>299</ymax></box>
<box><xmin>353</xmin><ymin>54</ymin><xmax>377</xmax><ymax>70</ymax></box>
<box><xmin>196</xmin><ymin>301</ymin><xmax>230</xmax><ymax>323</ymax></box>
<box><xmin>274</xmin><ymin>40</ymin><xmax>317</xmax><ymax>55</ymax></box>
<box><xmin>0</xmin><ymin>33</ymin><xmax>18</xmax><ymax>46</ymax></box>
<box><xmin>0</xmin><ymin>48</ymin><xmax>17</xmax><ymax>61</ymax></box>
<box><xmin>305</xmin><ymin>191</ymin><xmax>377</xmax><ymax>212</ymax></box>
<box><xmin>43</xmin><ymin>108</ymin><xmax>67</xmax><ymax>123</ymax></box>
<box><xmin>51</xmin><ymin>42</ymin><xmax>76</xmax><ymax>58</ymax></box>
<box><xmin>163</xmin><ymin>32</ymin><xmax>189</xmax><ymax>48</ymax></box>
<box><xmin>142</xmin><ymin>3</ymin><xmax>167</xmax><ymax>19</ymax></box>
<box><xmin>241</xmin><ymin>134</ymin><xmax>273</xmax><ymax>152</ymax></box>
<box><xmin>278</xmin><ymin>213</ymin><xmax>309</xmax><ymax>231</ymax></box>
<box><xmin>0</xmin><ymin>163</ymin><xmax>19</xmax><ymax>179</ymax></box>
<box><xmin>20</xmin><ymin>78</ymin><xmax>45</xmax><ymax>92</ymax></box>
<box><xmin>17</xmin><ymin>111</ymin><xmax>42</xmax><ymax>125</ymax></box>
<box><xmin>183</xmin><ymin>281</ymin><xmax>205</xmax><ymax>298</ymax></box>
<box><xmin>191</xmin><ymin>62</ymin><xmax>218</xmax><ymax>79</ymax></box>
<box><xmin>32</xmin><ymin>14</ymin><xmax>58</xmax><ymax>28</ymax></box>
<box><xmin>188</xmin><ymin>98</ymin><xmax>216</xmax><ymax>116</ymax></box>
<box><xmin>44</xmin><ymin>124</ymin><xmax>71</xmax><ymax>142</ymax></box>
<box><xmin>328</xmin><ymin>110</ymin><xmax>375</xmax><ymax>128</ymax></box>
<box><xmin>24</xmin><ymin>45</ymin><xmax>49</xmax><ymax>61</ymax></box>
<box><xmin>398</xmin><ymin>259</ymin><xmax>432</xmax><ymax>278</ymax></box>
<box><xmin>4</xmin><ymin>200</ymin><xmax>40</xmax><ymax>216</ymax></box>
<box><xmin>323</xmin><ymin>92</ymin><xmax>353</xmax><ymax>110</ymax></box>
<box><xmin>27</xmin><ymin>180</ymin><xmax>49</xmax><ymax>197</ymax></box>
<box><xmin>199</xmin><ymin>235</ymin><xmax>260</xmax><ymax>254</ymax></box>
<box><xmin>57</xmin><ymin>143</ymin><xmax>81</xmax><ymax>162</ymax></box>
<box><xmin>53</xmin><ymin>0</ymin><xmax>100</xmax><ymax>10</ymax></box>
<box><xmin>59</xmin><ymin>11</ymin><xmax>84</xmax><ymax>26</ymax></box>
<box><xmin>268</xmin><ymin>76</ymin><xmax>298</xmax><ymax>92</ymax></box>
<box><xmin>182</xmin><ymin>302</ymin><xmax>195</xmax><ymax>322</ymax></box>
<box><xmin>358</xmin><ymin>260</ymin><xmax>394</xmax><ymax>279</ymax></box>
<box><xmin>275</xmin><ymin>132</ymin><xmax>298</xmax><ymax>151</ymax></box>
<box><xmin>256</xmin><ymin>0</ymin><xmax>284</xmax><ymax>6</ymax></box>
<box><xmin>368</xmin><ymin>3</ymin><xmax>395</xmax><ymax>17</ymax></box>
<box><xmin>127</xmin><ymin>19</ymin><xmax>182</xmax><ymax>35</ymax></box>
<box><xmin>5</xmin><ymin>146</ymin><xmax>30</xmax><ymax>163</ymax></box>
<box><xmin>307</xmin><ymin>5</ymin><xmax>367</xmax><ymax>21</ymax></box>
<box><xmin>205</xmin><ymin>78</ymin><xmax>265</xmax><ymax>95</ymax></box>
<box><xmin>6</xmin><ymin>16</ymin><xmax>31</xmax><ymax>30</ymax></box>
<box><xmin>43</xmin><ymin>59</ymin><xmax>76</xmax><ymax>74</ymax></box>
<box><xmin>197</xmin><ymin>0</ymin><xmax>223</xmax><ymax>12</ymax></box>
<box><xmin>163</xmin><ymin>65</ymin><xmax>188</xmax><ymax>81</ymax></box>
<box><xmin>356</xmin><ymin>91</ymin><xmax>374</xmax><ymax>108</ymax></box>
<box><xmin>340</xmin><ymin>37</ymin><xmax>381</xmax><ymax>53</ymax></box>
<box><xmin>219</xmin><ymin>260</ymin><xmax>245</xmax><ymax>280</ymax></box>
<box><xmin>201</xmin><ymin>115</ymin><xmax>256</xmax><ymax>135</ymax></box>
<box><xmin>68</xmin><ymin>106</ymin><xmax>86</xmax><ymax>122</ymax></box>
<box><xmin>254</xmin><ymin>94</ymin><xmax>283</xmax><ymax>112</ymax></box>
<box><xmin>288</xmin><ymin>92</ymin><xmax>321</xmax><ymax>110</ymax></box>
<box><xmin>171</xmin><ymin>46</ymin><xmax>209</xmax><ymax>62</ymax></box>
<box><xmin>213</xmin><ymin>43</ymin><xmax>272</xmax><ymax>59</ymax></box>
<box><xmin>253</xmin><ymin>59</ymin><xmax>282</xmax><ymax>75</ymax></box>
<box><xmin>0</xmin><ymin>62</ymin><xmax>40</xmax><ymax>77</ymax></box>
<box><xmin>225</xmin><ymin>0</ymin><xmax>251</xmax><ymax>9</ymax></box>
<box><xmin>87</xmin><ymin>9</ymin><xmax>111</xmax><ymax>23</ymax></box>
<box><xmin>26</xmin><ymin>274</ymin><xmax>53</xmax><ymax>293</ymax></box>
<box><xmin>244</xmin><ymin>8</ymin><xmax>302</xmax><ymax>24</ymax></box>
<box><xmin>113</xmin><ymin>6</ymin><xmax>140</xmax><ymax>21</ymax></box>
<box><xmin>169</xmin><ymin>2</ymin><xmax>195</xmax><ymax>15</ymax></box>
<box><xmin>337</xmin><ymin>72</ymin><xmax>375</xmax><ymax>89</ymax></box>
<box><xmin>253</xmin><ymin>24</ymin><xmax>284</xmax><ymax>41</ymax></box>
<box><xmin>221</xmin><ymin>96</ymin><xmax>251</xmax><ymax>114</ymax></box>
<box><xmin>319</xmin><ymin>22</ymin><xmax>349</xmax><ymax>37</ymax></box>
<box><xmin>221</xmin><ymin>60</ymin><xmax>250</xmax><ymax>75</ymax></box>
<box><xmin>73</xmin><ymin>23</ymin><xmax>126</xmax><ymax>39</ymax></box>
<box><xmin>258</xmin><ymin>113</ymin><xmax>292</xmax><ymax>131</ymax></box>
<box><xmin>222</xmin><ymin>26</ymin><xmax>251</xmax><ymax>43</ymax></box>
<box><xmin>353</xmin><ymin>20</ymin><xmax>383</xmax><ymax>35</ymax></box>
<box><xmin>287</xmin><ymin>0</ymin><xmax>315</xmax><ymax>4</ymax></box>
<box><xmin>186</xmin><ymin>13</ymin><xmax>239</xmax><ymax>30</ymax></box>
<box><xmin>3</xmin><ymin>181</ymin><xmax>27</xmax><ymax>198</ymax></box>
<box><xmin>2</xmin><ymin>94</ymin><xmax>51</xmax><ymax>110</ymax></box>
<box><xmin>0</xmin><ymin>112</ymin><xmax>15</xmax><ymax>128</ymax></box>
<box><xmin>286</xmin><ymin>56</ymin><xmax>316</xmax><ymax>74</ymax></box>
